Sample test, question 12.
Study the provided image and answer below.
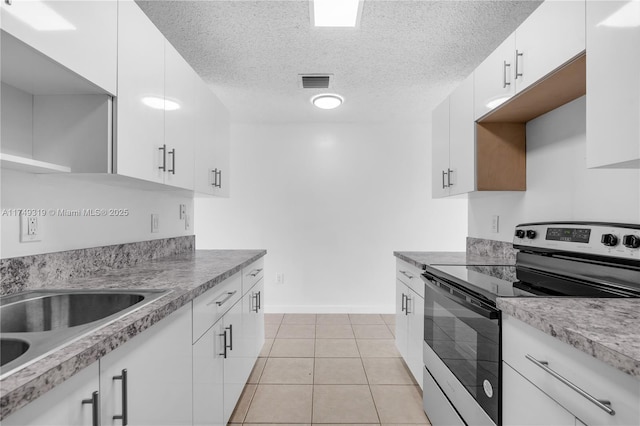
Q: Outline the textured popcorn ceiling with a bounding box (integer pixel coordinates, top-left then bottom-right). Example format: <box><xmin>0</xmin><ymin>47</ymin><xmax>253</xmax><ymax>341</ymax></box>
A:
<box><xmin>136</xmin><ymin>0</ymin><xmax>542</xmax><ymax>123</ymax></box>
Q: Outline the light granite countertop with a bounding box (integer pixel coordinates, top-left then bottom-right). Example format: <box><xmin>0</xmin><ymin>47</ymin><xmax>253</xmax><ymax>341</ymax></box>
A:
<box><xmin>394</xmin><ymin>251</ymin><xmax>516</xmax><ymax>268</ymax></box>
<box><xmin>0</xmin><ymin>249</ymin><xmax>266</xmax><ymax>420</ymax></box>
<box><xmin>498</xmin><ymin>298</ymin><xmax>640</xmax><ymax>380</ymax></box>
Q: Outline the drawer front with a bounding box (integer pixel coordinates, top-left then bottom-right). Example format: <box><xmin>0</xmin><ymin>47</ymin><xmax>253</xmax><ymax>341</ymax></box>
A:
<box><xmin>242</xmin><ymin>257</ymin><xmax>264</xmax><ymax>294</ymax></box>
<box><xmin>396</xmin><ymin>259</ymin><xmax>424</xmax><ymax>298</ymax></box>
<box><xmin>503</xmin><ymin>315</ymin><xmax>640</xmax><ymax>426</ymax></box>
<box><xmin>193</xmin><ymin>273</ymin><xmax>242</xmax><ymax>343</ymax></box>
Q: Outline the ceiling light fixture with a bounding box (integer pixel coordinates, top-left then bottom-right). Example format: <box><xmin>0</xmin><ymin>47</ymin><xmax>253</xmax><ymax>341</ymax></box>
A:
<box><xmin>311</xmin><ymin>0</ymin><xmax>363</xmax><ymax>27</ymax></box>
<box><xmin>142</xmin><ymin>97</ymin><xmax>181</xmax><ymax>111</ymax></box>
<box><xmin>4</xmin><ymin>1</ymin><xmax>76</xmax><ymax>31</ymax></box>
<box><xmin>311</xmin><ymin>94</ymin><xmax>344</xmax><ymax>110</ymax></box>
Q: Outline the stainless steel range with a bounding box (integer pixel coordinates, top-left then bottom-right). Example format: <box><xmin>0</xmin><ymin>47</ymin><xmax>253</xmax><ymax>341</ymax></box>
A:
<box><xmin>421</xmin><ymin>222</ymin><xmax>640</xmax><ymax>426</ymax></box>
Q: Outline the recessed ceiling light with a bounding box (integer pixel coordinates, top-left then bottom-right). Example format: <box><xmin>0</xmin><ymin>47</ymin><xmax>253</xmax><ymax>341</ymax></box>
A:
<box><xmin>142</xmin><ymin>97</ymin><xmax>181</xmax><ymax>111</ymax></box>
<box><xmin>311</xmin><ymin>0</ymin><xmax>363</xmax><ymax>27</ymax></box>
<box><xmin>311</xmin><ymin>94</ymin><xmax>344</xmax><ymax>110</ymax></box>
<box><xmin>4</xmin><ymin>1</ymin><xmax>76</xmax><ymax>31</ymax></box>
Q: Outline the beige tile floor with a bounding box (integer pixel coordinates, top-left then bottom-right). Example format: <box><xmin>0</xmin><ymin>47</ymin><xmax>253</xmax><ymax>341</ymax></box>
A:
<box><xmin>229</xmin><ymin>313</ymin><xmax>431</xmax><ymax>426</ymax></box>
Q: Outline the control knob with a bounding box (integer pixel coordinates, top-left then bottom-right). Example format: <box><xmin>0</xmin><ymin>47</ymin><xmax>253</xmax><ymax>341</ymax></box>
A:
<box><xmin>515</xmin><ymin>229</ymin><xmax>525</xmax><ymax>239</ymax></box>
<box><xmin>526</xmin><ymin>230</ymin><xmax>537</xmax><ymax>239</ymax></box>
<box><xmin>601</xmin><ymin>234</ymin><xmax>618</xmax><ymax>247</ymax></box>
<box><xmin>622</xmin><ymin>235</ymin><xmax>640</xmax><ymax>249</ymax></box>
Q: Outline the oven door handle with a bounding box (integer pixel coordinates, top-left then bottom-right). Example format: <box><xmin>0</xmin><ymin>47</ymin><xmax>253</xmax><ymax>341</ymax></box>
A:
<box><xmin>422</xmin><ymin>274</ymin><xmax>499</xmax><ymax>320</ymax></box>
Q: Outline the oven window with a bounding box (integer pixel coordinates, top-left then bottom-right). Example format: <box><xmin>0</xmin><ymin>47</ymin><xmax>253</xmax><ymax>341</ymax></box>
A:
<box><xmin>424</xmin><ymin>280</ymin><xmax>500</xmax><ymax>424</ymax></box>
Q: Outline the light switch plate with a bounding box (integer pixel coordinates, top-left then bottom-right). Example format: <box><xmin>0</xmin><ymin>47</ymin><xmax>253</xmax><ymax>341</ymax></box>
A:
<box><xmin>184</xmin><ymin>213</ymin><xmax>191</xmax><ymax>230</ymax></box>
<box><xmin>491</xmin><ymin>215</ymin><xmax>499</xmax><ymax>233</ymax></box>
<box><xmin>179</xmin><ymin>204</ymin><xmax>186</xmax><ymax>220</ymax></box>
<box><xmin>151</xmin><ymin>214</ymin><xmax>159</xmax><ymax>233</ymax></box>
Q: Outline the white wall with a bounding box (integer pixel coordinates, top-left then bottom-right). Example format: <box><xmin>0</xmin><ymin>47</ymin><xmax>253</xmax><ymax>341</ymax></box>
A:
<box><xmin>1</xmin><ymin>170</ymin><xmax>193</xmax><ymax>258</ymax></box>
<box><xmin>469</xmin><ymin>96</ymin><xmax>640</xmax><ymax>241</ymax></box>
<box><xmin>195</xmin><ymin>122</ymin><xmax>468</xmax><ymax>313</ymax></box>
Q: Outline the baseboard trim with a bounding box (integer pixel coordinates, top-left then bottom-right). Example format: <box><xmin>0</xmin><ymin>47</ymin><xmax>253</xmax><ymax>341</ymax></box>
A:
<box><xmin>264</xmin><ymin>304</ymin><xmax>395</xmax><ymax>314</ymax></box>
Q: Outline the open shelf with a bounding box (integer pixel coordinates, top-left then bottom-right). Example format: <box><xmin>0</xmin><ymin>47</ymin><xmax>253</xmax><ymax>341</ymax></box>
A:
<box><xmin>0</xmin><ymin>153</ymin><xmax>71</xmax><ymax>174</ymax></box>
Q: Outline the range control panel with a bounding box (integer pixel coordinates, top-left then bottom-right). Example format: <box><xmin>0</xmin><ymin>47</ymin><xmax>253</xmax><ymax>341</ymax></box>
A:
<box><xmin>513</xmin><ymin>222</ymin><xmax>640</xmax><ymax>261</ymax></box>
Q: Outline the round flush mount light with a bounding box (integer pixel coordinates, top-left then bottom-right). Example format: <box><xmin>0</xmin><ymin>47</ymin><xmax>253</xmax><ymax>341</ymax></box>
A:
<box><xmin>311</xmin><ymin>94</ymin><xmax>344</xmax><ymax>110</ymax></box>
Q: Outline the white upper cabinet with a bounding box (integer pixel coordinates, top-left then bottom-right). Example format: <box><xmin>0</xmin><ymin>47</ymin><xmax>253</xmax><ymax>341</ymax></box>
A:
<box><xmin>431</xmin><ymin>97</ymin><xmax>450</xmax><ymax>198</ymax></box>
<box><xmin>432</xmin><ymin>74</ymin><xmax>475</xmax><ymax>198</ymax></box>
<box><xmin>164</xmin><ymin>42</ymin><xmax>197</xmax><ymax>190</ymax></box>
<box><xmin>448</xmin><ymin>74</ymin><xmax>475</xmax><ymax>196</ymax></box>
<box><xmin>0</xmin><ymin>0</ymin><xmax>117</xmax><ymax>94</ymax></box>
<box><xmin>115</xmin><ymin>0</ymin><xmax>166</xmax><ymax>185</ymax></box>
<box><xmin>586</xmin><ymin>0</ymin><xmax>640</xmax><ymax>169</ymax></box>
<box><xmin>195</xmin><ymin>81</ymin><xmax>231</xmax><ymax>197</ymax></box>
<box><xmin>474</xmin><ymin>34</ymin><xmax>516</xmax><ymax>120</ymax></box>
<box><xmin>514</xmin><ymin>0</ymin><xmax>585</xmax><ymax>93</ymax></box>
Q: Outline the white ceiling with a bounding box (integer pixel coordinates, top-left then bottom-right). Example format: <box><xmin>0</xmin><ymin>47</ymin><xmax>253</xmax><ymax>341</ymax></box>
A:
<box><xmin>136</xmin><ymin>0</ymin><xmax>542</xmax><ymax>123</ymax></box>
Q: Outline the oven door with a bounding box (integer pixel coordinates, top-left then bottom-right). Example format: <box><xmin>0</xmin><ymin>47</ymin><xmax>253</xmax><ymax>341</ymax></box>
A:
<box><xmin>422</xmin><ymin>271</ymin><xmax>501</xmax><ymax>426</ymax></box>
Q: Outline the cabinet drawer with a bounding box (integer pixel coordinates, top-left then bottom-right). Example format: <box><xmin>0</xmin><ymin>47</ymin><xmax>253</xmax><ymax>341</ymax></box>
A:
<box><xmin>396</xmin><ymin>260</ymin><xmax>424</xmax><ymax>298</ymax></box>
<box><xmin>193</xmin><ymin>274</ymin><xmax>241</xmax><ymax>343</ymax></box>
<box><xmin>242</xmin><ymin>257</ymin><xmax>264</xmax><ymax>294</ymax></box>
<box><xmin>503</xmin><ymin>315</ymin><xmax>640</xmax><ymax>426</ymax></box>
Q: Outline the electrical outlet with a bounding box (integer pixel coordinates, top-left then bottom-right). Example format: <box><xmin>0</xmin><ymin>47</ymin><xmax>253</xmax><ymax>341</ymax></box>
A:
<box><xmin>20</xmin><ymin>216</ymin><xmax>41</xmax><ymax>242</ymax></box>
<box><xmin>179</xmin><ymin>204</ymin><xmax>186</xmax><ymax>220</ymax></box>
<box><xmin>491</xmin><ymin>215</ymin><xmax>500</xmax><ymax>233</ymax></box>
<box><xmin>276</xmin><ymin>273</ymin><xmax>285</xmax><ymax>284</ymax></box>
<box><xmin>184</xmin><ymin>213</ymin><xmax>191</xmax><ymax>231</ymax></box>
<box><xmin>151</xmin><ymin>214</ymin><xmax>159</xmax><ymax>233</ymax></box>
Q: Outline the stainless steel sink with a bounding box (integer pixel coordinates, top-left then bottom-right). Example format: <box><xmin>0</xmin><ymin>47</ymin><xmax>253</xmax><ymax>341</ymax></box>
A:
<box><xmin>0</xmin><ymin>289</ymin><xmax>169</xmax><ymax>377</ymax></box>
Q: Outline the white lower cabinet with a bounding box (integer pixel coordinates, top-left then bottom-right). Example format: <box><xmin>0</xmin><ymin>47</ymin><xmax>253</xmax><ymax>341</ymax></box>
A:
<box><xmin>395</xmin><ymin>263</ymin><xmax>424</xmax><ymax>389</ymax></box>
<box><xmin>193</xmin><ymin>319</ymin><xmax>225</xmax><ymax>426</ymax></box>
<box><xmin>1</xmin><ymin>363</ymin><xmax>100</xmax><ymax>426</ymax></box>
<box><xmin>100</xmin><ymin>304</ymin><xmax>193</xmax><ymax>426</ymax></box>
<box><xmin>503</xmin><ymin>362</ymin><xmax>576</xmax><ymax>426</ymax></box>
<box><xmin>503</xmin><ymin>315</ymin><xmax>640</xmax><ymax>426</ymax></box>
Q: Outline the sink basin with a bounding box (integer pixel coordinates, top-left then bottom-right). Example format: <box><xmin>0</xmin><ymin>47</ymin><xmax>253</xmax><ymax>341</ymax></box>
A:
<box><xmin>1</xmin><ymin>293</ymin><xmax>146</xmax><ymax>333</ymax></box>
<box><xmin>0</xmin><ymin>338</ymin><xmax>29</xmax><ymax>367</ymax></box>
<box><xmin>0</xmin><ymin>289</ymin><xmax>169</xmax><ymax>377</ymax></box>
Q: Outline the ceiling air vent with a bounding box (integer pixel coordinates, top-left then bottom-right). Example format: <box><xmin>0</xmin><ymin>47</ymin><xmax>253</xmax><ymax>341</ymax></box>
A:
<box><xmin>300</xmin><ymin>74</ymin><xmax>332</xmax><ymax>89</ymax></box>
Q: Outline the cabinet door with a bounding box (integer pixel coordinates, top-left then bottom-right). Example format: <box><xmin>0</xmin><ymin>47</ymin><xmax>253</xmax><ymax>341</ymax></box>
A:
<box><xmin>100</xmin><ymin>305</ymin><xmax>193</xmax><ymax>426</ymax></box>
<box><xmin>474</xmin><ymin>33</ymin><xmax>516</xmax><ymax>120</ymax></box>
<box><xmin>395</xmin><ymin>280</ymin><xmax>409</xmax><ymax>361</ymax></box>
<box><xmin>586</xmin><ymin>0</ymin><xmax>640</xmax><ymax>168</ymax></box>
<box><xmin>514</xmin><ymin>0</ymin><xmax>585</xmax><ymax>93</ymax></box>
<box><xmin>406</xmin><ymin>288</ymin><xmax>424</xmax><ymax>389</ymax></box>
<box><xmin>0</xmin><ymin>0</ymin><xmax>117</xmax><ymax>94</ymax></box>
<box><xmin>448</xmin><ymin>73</ymin><xmax>475</xmax><ymax>196</ymax></box>
<box><xmin>503</xmin><ymin>362</ymin><xmax>576</xmax><ymax>426</ymax></box>
<box><xmin>431</xmin><ymin>97</ymin><xmax>450</xmax><ymax>199</ymax></box>
<box><xmin>223</xmin><ymin>300</ymin><xmax>245</xmax><ymax>425</ymax></box>
<box><xmin>195</xmin><ymin>84</ymin><xmax>231</xmax><ymax>196</ymax></box>
<box><xmin>251</xmin><ymin>279</ymin><xmax>266</xmax><ymax>359</ymax></box>
<box><xmin>115</xmin><ymin>0</ymin><xmax>165</xmax><ymax>184</ymax></box>
<box><xmin>193</xmin><ymin>321</ymin><xmax>225</xmax><ymax>426</ymax></box>
<box><xmin>164</xmin><ymin>42</ymin><xmax>196</xmax><ymax>190</ymax></box>
<box><xmin>1</xmin><ymin>363</ymin><xmax>99</xmax><ymax>426</ymax></box>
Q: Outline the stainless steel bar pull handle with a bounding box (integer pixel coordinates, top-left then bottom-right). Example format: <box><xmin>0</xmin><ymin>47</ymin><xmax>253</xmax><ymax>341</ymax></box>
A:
<box><xmin>216</xmin><ymin>169</ymin><xmax>222</xmax><ymax>188</ymax></box>
<box><xmin>168</xmin><ymin>148</ymin><xmax>176</xmax><ymax>174</ymax></box>
<box><xmin>82</xmin><ymin>391</ymin><xmax>100</xmax><ymax>426</ymax></box>
<box><xmin>227</xmin><ymin>324</ymin><xmax>233</xmax><ymax>351</ymax></box>
<box><xmin>405</xmin><ymin>294</ymin><xmax>411</xmax><ymax>315</ymax></box>
<box><xmin>399</xmin><ymin>270</ymin><xmax>413</xmax><ymax>280</ymax></box>
<box><xmin>515</xmin><ymin>50</ymin><xmax>524</xmax><ymax>79</ymax></box>
<box><xmin>207</xmin><ymin>290</ymin><xmax>237</xmax><ymax>307</ymax></box>
<box><xmin>257</xmin><ymin>291</ymin><xmax>261</xmax><ymax>311</ymax></box>
<box><xmin>158</xmin><ymin>144</ymin><xmax>167</xmax><ymax>171</ymax></box>
<box><xmin>211</xmin><ymin>169</ymin><xmax>218</xmax><ymax>186</ymax></box>
<box><xmin>503</xmin><ymin>61</ymin><xmax>511</xmax><ymax>88</ymax></box>
<box><xmin>401</xmin><ymin>293</ymin><xmax>406</xmax><ymax>313</ymax></box>
<box><xmin>219</xmin><ymin>329</ymin><xmax>228</xmax><ymax>358</ymax></box>
<box><xmin>447</xmin><ymin>168</ymin><xmax>453</xmax><ymax>187</ymax></box>
<box><xmin>113</xmin><ymin>369</ymin><xmax>128</xmax><ymax>425</ymax></box>
<box><xmin>525</xmin><ymin>355</ymin><xmax>615</xmax><ymax>415</ymax></box>
<box><xmin>442</xmin><ymin>170</ymin><xmax>447</xmax><ymax>189</ymax></box>
<box><xmin>252</xmin><ymin>292</ymin><xmax>260</xmax><ymax>313</ymax></box>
